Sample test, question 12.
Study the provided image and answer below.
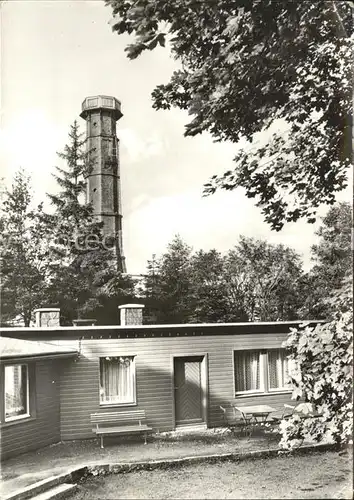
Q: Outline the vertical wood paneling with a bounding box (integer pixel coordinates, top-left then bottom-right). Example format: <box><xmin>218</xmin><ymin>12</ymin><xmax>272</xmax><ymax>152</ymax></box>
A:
<box><xmin>59</xmin><ymin>332</ymin><xmax>294</xmax><ymax>440</ymax></box>
<box><xmin>1</xmin><ymin>360</ymin><xmax>61</xmax><ymax>461</ymax></box>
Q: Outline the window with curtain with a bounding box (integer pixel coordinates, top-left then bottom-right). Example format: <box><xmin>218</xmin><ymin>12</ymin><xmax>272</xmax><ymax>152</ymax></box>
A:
<box><xmin>234</xmin><ymin>351</ymin><xmax>263</xmax><ymax>393</ymax></box>
<box><xmin>99</xmin><ymin>356</ymin><xmax>136</xmax><ymax>405</ymax></box>
<box><xmin>5</xmin><ymin>364</ymin><xmax>29</xmax><ymax>421</ymax></box>
<box><xmin>234</xmin><ymin>349</ymin><xmax>291</xmax><ymax>395</ymax></box>
<box><xmin>268</xmin><ymin>349</ymin><xmax>290</xmax><ymax>390</ymax></box>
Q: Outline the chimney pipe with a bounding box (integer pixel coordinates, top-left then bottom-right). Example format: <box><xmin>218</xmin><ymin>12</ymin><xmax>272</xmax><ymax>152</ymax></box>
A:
<box><xmin>72</xmin><ymin>319</ymin><xmax>97</xmax><ymax>327</ymax></box>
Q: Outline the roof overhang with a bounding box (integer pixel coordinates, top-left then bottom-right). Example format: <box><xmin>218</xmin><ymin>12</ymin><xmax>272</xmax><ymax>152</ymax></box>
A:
<box><xmin>0</xmin><ymin>320</ymin><xmax>326</xmax><ymax>341</ymax></box>
<box><xmin>0</xmin><ymin>351</ymin><xmax>78</xmax><ymax>363</ymax></box>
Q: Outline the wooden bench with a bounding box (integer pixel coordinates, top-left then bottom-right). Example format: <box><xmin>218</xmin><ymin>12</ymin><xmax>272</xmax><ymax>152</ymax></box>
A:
<box><xmin>90</xmin><ymin>410</ymin><xmax>152</xmax><ymax>448</ymax></box>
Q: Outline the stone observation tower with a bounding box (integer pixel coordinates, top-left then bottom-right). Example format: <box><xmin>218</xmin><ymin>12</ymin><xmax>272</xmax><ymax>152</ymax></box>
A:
<box><xmin>80</xmin><ymin>95</ymin><xmax>126</xmax><ymax>273</ymax></box>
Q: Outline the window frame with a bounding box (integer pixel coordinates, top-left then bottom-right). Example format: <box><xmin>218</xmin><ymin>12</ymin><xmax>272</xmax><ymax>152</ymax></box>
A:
<box><xmin>4</xmin><ymin>363</ymin><xmax>30</xmax><ymax>423</ymax></box>
<box><xmin>233</xmin><ymin>350</ymin><xmax>266</xmax><ymax>396</ymax></box>
<box><xmin>267</xmin><ymin>349</ymin><xmax>291</xmax><ymax>392</ymax></box>
<box><xmin>99</xmin><ymin>355</ymin><xmax>137</xmax><ymax>407</ymax></box>
<box><xmin>234</xmin><ymin>349</ymin><xmax>292</xmax><ymax>397</ymax></box>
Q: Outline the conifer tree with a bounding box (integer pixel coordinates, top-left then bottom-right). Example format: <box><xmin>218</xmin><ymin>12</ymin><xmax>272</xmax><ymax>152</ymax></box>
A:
<box><xmin>0</xmin><ymin>170</ymin><xmax>52</xmax><ymax>326</ymax></box>
<box><xmin>48</xmin><ymin>121</ymin><xmax>102</xmax><ymax>260</ymax></box>
<box><xmin>47</xmin><ymin>122</ymin><xmax>135</xmax><ymax>324</ymax></box>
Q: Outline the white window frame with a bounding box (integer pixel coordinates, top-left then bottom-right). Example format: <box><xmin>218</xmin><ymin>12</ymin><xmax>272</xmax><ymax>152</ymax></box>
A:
<box><xmin>234</xmin><ymin>351</ymin><xmax>266</xmax><ymax>396</ymax></box>
<box><xmin>234</xmin><ymin>349</ymin><xmax>292</xmax><ymax>397</ymax></box>
<box><xmin>4</xmin><ymin>363</ymin><xmax>30</xmax><ymax>422</ymax></box>
<box><xmin>99</xmin><ymin>356</ymin><xmax>136</xmax><ymax>406</ymax></box>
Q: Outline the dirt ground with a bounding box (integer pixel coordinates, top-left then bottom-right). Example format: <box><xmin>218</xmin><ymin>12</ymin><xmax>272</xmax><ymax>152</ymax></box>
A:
<box><xmin>0</xmin><ymin>429</ymin><xmax>277</xmax><ymax>480</ymax></box>
<box><xmin>0</xmin><ymin>429</ymin><xmax>278</xmax><ymax>497</ymax></box>
<box><xmin>70</xmin><ymin>450</ymin><xmax>353</xmax><ymax>500</ymax></box>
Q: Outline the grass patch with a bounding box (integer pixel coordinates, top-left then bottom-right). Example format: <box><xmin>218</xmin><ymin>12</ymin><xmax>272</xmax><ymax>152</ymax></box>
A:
<box><xmin>71</xmin><ymin>449</ymin><xmax>353</xmax><ymax>499</ymax></box>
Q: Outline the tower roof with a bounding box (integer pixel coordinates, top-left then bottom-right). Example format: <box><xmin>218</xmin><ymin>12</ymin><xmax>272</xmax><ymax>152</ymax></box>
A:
<box><xmin>80</xmin><ymin>95</ymin><xmax>123</xmax><ymax>120</ymax></box>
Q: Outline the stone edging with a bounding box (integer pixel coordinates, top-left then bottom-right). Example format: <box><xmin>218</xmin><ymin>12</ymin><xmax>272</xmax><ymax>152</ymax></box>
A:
<box><xmin>84</xmin><ymin>442</ymin><xmax>340</xmax><ymax>477</ymax></box>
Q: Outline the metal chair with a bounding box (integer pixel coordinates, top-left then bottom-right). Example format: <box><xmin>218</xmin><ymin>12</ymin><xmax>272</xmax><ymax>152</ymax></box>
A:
<box><xmin>219</xmin><ymin>404</ymin><xmax>242</xmax><ymax>434</ymax></box>
<box><xmin>266</xmin><ymin>404</ymin><xmax>298</xmax><ymax>427</ymax></box>
<box><xmin>282</xmin><ymin>403</ymin><xmax>317</xmax><ymax>420</ymax></box>
<box><xmin>219</xmin><ymin>404</ymin><xmax>249</xmax><ymax>435</ymax></box>
<box><xmin>282</xmin><ymin>404</ymin><xmax>296</xmax><ymax>419</ymax></box>
<box><xmin>293</xmin><ymin>402</ymin><xmax>316</xmax><ymax>417</ymax></box>
<box><xmin>233</xmin><ymin>406</ymin><xmax>255</xmax><ymax>437</ymax></box>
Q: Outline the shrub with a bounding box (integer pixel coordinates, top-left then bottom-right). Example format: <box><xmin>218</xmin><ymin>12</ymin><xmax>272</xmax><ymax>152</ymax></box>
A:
<box><xmin>280</xmin><ymin>280</ymin><xmax>352</xmax><ymax>450</ymax></box>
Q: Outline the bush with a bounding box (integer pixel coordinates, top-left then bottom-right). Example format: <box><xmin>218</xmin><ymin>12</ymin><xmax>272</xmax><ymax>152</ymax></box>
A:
<box><xmin>280</xmin><ymin>280</ymin><xmax>353</xmax><ymax>450</ymax></box>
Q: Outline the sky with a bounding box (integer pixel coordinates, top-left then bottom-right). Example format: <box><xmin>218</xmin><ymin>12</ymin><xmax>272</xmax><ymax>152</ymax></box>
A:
<box><xmin>0</xmin><ymin>0</ymin><xmax>351</xmax><ymax>275</ymax></box>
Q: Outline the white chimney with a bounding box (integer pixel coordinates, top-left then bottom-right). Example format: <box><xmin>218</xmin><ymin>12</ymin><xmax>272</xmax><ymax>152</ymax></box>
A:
<box><xmin>34</xmin><ymin>308</ymin><xmax>60</xmax><ymax>327</ymax></box>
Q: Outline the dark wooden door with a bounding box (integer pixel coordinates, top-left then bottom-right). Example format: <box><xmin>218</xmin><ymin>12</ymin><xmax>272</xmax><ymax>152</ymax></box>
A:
<box><xmin>174</xmin><ymin>356</ymin><xmax>203</xmax><ymax>425</ymax></box>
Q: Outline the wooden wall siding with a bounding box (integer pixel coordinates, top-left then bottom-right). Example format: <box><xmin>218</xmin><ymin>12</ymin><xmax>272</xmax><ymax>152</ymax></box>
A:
<box><xmin>58</xmin><ymin>332</ymin><xmax>294</xmax><ymax>441</ymax></box>
<box><xmin>1</xmin><ymin>360</ymin><xmax>61</xmax><ymax>461</ymax></box>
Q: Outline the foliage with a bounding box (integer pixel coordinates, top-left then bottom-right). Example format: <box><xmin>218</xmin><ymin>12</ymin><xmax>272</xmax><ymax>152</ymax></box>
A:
<box><xmin>0</xmin><ymin>124</ymin><xmax>136</xmax><ymax>326</ymax></box>
<box><xmin>47</xmin><ymin>121</ymin><xmax>104</xmax><ymax>264</ymax></box>
<box><xmin>0</xmin><ymin>170</ymin><xmax>53</xmax><ymax>326</ymax></box>
<box><xmin>188</xmin><ymin>249</ymin><xmax>234</xmax><ymax>323</ymax></box>
<box><xmin>300</xmin><ymin>202</ymin><xmax>352</xmax><ymax>319</ymax></box>
<box><xmin>143</xmin><ymin>234</ymin><xmax>304</xmax><ymax>323</ymax></box>
<box><xmin>141</xmin><ymin>253</ymin><xmax>160</xmax><ymax>323</ymax></box>
<box><xmin>311</xmin><ymin>202</ymin><xmax>352</xmax><ymax>288</ymax></box>
<box><xmin>280</xmin><ymin>278</ymin><xmax>353</xmax><ymax>450</ymax></box>
<box><xmin>144</xmin><ymin>235</ymin><xmax>193</xmax><ymax>323</ymax></box>
<box><xmin>106</xmin><ymin>0</ymin><xmax>353</xmax><ymax>230</ymax></box>
<box><xmin>224</xmin><ymin>236</ymin><xmax>304</xmax><ymax>321</ymax></box>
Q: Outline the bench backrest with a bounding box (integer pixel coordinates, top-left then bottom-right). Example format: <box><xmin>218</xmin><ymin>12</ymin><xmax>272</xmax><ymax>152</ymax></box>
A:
<box><xmin>91</xmin><ymin>410</ymin><xmax>147</xmax><ymax>426</ymax></box>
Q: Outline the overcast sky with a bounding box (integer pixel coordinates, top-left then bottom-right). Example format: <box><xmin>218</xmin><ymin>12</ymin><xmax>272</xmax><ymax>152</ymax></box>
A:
<box><xmin>1</xmin><ymin>0</ymin><xmax>350</xmax><ymax>275</ymax></box>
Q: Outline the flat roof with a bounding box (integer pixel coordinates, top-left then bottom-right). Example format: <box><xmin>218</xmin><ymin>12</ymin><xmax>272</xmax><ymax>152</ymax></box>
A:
<box><xmin>0</xmin><ymin>337</ymin><xmax>78</xmax><ymax>360</ymax></box>
<box><xmin>0</xmin><ymin>320</ymin><xmax>324</xmax><ymax>341</ymax></box>
<box><xmin>0</xmin><ymin>319</ymin><xmax>323</xmax><ymax>331</ymax></box>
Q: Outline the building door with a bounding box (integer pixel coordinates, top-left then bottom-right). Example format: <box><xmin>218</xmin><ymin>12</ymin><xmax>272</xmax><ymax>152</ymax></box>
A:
<box><xmin>174</xmin><ymin>356</ymin><xmax>204</xmax><ymax>426</ymax></box>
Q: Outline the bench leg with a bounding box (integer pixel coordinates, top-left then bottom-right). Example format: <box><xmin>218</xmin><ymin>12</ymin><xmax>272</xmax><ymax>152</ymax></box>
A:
<box><xmin>144</xmin><ymin>432</ymin><xmax>147</xmax><ymax>445</ymax></box>
<box><xmin>101</xmin><ymin>435</ymin><xmax>104</xmax><ymax>449</ymax></box>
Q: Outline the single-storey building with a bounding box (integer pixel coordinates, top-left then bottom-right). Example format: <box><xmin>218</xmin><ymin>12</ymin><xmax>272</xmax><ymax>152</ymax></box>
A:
<box><xmin>0</xmin><ymin>306</ymin><xmax>321</xmax><ymax>460</ymax></box>
<box><xmin>0</xmin><ymin>336</ymin><xmax>78</xmax><ymax>460</ymax></box>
